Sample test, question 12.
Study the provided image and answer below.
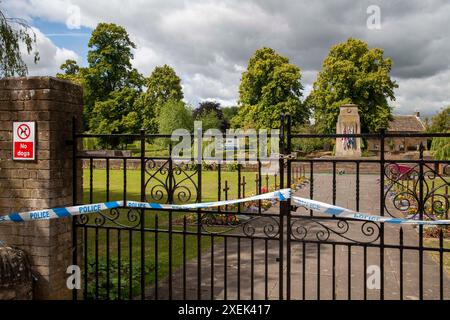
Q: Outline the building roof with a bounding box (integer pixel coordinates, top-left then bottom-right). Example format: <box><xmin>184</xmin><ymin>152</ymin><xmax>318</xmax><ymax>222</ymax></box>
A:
<box><xmin>388</xmin><ymin>115</ymin><xmax>425</xmax><ymax>132</ymax></box>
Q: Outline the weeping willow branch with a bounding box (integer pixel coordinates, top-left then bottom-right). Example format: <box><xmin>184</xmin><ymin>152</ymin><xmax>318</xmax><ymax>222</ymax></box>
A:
<box><xmin>0</xmin><ymin>4</ymin><xmax>39</xmax><ymax>77</ymax></box>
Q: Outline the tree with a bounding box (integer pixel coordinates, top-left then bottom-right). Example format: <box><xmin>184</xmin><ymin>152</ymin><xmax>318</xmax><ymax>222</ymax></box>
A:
<box><xmin>193</xmin><ymin>101</ymin><xmax>226</xmax><ymax>131</ymax></box>
<box><xmin>56</xmin><ymin>59</ymin><xmax>83</xmax><ymax>84</ymax></box>
<box><xmin>430</xmin><ymin>136</ymin><xmax>450</xmax><ymax>161</ymax></box>
<box><xmin>198</xmin><ymin>110</ymin><xmax>223</xmax><ymax>132</ymax></box>
<box><xmin>140</xmin><ymin>64</ymin><xmax>184</xmax><ymax>133</ymax></box>
<box><xmin>308</xmin><ymin>38</ymin><xmax>397</xmax><ymax>134</ymax></box>
<box><xmin>231</xmin><ymin>47</ymin><xmax>307</xmax><ymax>129</ymax></box>
<box><xmin>83</xmin><ymin>23</ymin><xmax>144</xmax><ymax>127</ymax></box>
<box><xmin>158</xmin><ymin>100</ymin><xmax>193</xmax><ymax>134</ymax></box>
<box><xmin>429</xmin><ymin>106</ymin><xmax>450</xmax><ymax>161</ymax></box>
<box><xmin>428</xmin><ymin>106</ymin><xmax>450</xmax><ymax>133</ymax></box>
<box><xmin>89</xmin><ymin>87</ymin><xmax>141</xmax><ymax>148</ymax></box>
<box><xmin>59</xmin><ymin>59</ymin><xmax>79</xmax><ymax>75</ymax></box>
<box><xmin>0</xmin><ymin>6</ymin><xmax>39</xmax><ymax>77</ymax></box>
<box><xmin>222</xmin><ymin>106</ymin><xmax>238</xmax><ymax>129</ymax></box>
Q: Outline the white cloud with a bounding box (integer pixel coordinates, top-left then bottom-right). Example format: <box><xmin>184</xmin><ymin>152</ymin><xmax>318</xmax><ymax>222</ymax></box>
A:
<box><xmin>3</xmin><ymin>0</ymin><xmax>450</xmax><ymax>115</ymax></box>
<box><xmin>20</xmin><ymin>28</ymin><xmax>79</xmax><ymax>76</ymax></box>
<box><xmin>391</xmin><ymin>69</ymin><xmax>450</xmax><ymax>117</ymax></box>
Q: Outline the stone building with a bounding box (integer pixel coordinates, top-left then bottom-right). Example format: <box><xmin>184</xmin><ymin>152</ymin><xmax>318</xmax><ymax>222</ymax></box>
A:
<box><xmin>367</xmin><ymin>112</ymin><xmax>427</xmax><ymax>152</ymax></box>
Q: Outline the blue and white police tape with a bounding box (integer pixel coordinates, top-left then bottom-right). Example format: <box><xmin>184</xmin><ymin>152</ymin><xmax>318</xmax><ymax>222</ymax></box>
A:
<box><xmin>126</xmin><ymin>188</ymin><xmax>291</xmax><ymax>210</ymax></box>
<box><xmin>2</xmin><ymin>188</ymin><xmax>449</xmax><ymax>226</ymax></box>
<box><xmin>292</xmin><ymin>196</ymin><xmax>450</xmax><ymax>225</ymax></box>
<box><xmin>0</xmin><ymin>201</ymin><xmax>122</xmax><ymax>223</ymax></box>
<box><xmin>0</xmin><ymin>189</ymin><xmax>291</xmax><ymax>223</ymax></box>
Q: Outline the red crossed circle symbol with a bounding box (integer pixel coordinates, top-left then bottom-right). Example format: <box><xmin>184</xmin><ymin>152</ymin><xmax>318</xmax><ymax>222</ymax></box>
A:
<box><xmin>17</xmin><ymin>124</ymin><xmax>31</xmax><ymax>140</ymax></box>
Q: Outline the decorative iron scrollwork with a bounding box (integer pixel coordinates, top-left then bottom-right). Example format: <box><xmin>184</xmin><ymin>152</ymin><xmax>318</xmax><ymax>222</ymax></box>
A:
<box><xmin>144</xmin><ymin>159</ymin><xmax>170</xmax><ymax>202</ymax></box>
<box><xmin>172</xmin><ymin>163</ymin><xmax>198</xmax><ymax>203</ymax></box>
<box><xmin>75</xmin><ymin>208</ymin><xmax>141</xmax><ymax>228</ymax></box>
<box><xmin>384</xmin><ymin>163</ymin><xmax>449</xmax><ymax>221</ymax></box>
<box><xmin>144</xmin><ymin>159</ymin><xmax>198</xmax><ymax>204</ymax></box>
<box><xmin>200</xmin><ymin>213</ymin><xmax>280</xmax><ymax>238</ymax></box>
<box><xmin>290</xmin><ymin>217</ymin><xmax>380</xmax><ymax>243</ymax></box>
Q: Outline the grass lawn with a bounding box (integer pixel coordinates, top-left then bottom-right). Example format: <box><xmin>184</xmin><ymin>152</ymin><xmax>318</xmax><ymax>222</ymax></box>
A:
<box><xmin>81</xmin><ymin>168</ymin><xmax>278</xmax><ymax>299</ymax></box>
<box><xmin>83</xmin><ymin>167</ymin><xmax>278</xmax><ymax>203</ymax></box>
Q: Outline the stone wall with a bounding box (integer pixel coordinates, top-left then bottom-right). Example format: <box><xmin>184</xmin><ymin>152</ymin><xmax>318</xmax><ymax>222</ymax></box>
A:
<box><xmin>0</xmin><ymin>77</ymin><xmax>83</xmax><ymax>299</ymax></box>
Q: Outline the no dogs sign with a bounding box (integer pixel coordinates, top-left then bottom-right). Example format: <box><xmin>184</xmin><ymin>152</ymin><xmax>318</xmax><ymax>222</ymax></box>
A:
<box><xmin>13</xmin><ymin>122</ymin><xmax>35</xmax><ymax>160</ymax></box>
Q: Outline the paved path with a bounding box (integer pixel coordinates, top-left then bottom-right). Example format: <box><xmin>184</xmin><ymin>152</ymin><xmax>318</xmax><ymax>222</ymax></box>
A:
<box><xmin>147</xmin><ymin>174</ymin><xmax>449</xmax><ymax>300</ymax></box>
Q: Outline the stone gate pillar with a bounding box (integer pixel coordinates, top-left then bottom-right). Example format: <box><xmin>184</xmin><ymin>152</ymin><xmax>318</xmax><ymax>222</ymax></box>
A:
<box><xmin>335</xmin><ymin>104</ymin><xmax>362</xmax><ymax>157</ymax></box>
<box><xmin>0</xmin><ymin>77</ymin><xmax>83</xmax><ymax>299</ymax></box>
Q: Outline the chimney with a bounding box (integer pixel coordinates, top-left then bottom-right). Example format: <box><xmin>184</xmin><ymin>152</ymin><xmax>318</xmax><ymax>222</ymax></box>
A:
<box><xmin>415</xmin><ymin>111</ymin><xmax>420</xmax><ymax>118</ymax></box>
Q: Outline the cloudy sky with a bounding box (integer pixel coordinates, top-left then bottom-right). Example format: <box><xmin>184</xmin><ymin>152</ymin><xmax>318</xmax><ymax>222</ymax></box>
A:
<box><xmin>3</xmin><ymin>0</ymin><xmax>450</xmax><ymax>117</ymax></box>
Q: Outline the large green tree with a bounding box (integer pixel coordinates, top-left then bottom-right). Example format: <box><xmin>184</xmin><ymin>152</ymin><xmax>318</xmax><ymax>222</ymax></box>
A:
<box><xmin>231</xmin><ymin>47</ymin><xmax>307</xmax><ymax>129</ymax></box>
<box><xmin>158</xmin><ymin>100</ymin><xmax>193</xmax><ymax>134</ymax></box>
<box><xmin>83</xmin><ymin>23</ymin><xmax>143</xmax><ymax>126</ymax></box>
<box><xmin>89</xmin><ymin>87</ymin><xmax>141</xmax><ymax>148</ymax></box>
<box><xmin>308</xmin><ymin>38</ymin><xmax>397</xmax><ymax>134</ymax></box>
<box><xmin>193</xmin><ymin>101</ymin><xmax>226</xmax><ymax>131</ymax></box>
<box><xmin>139</xmin><ymin>64</ymin><xmax>184</xmax><ymax>133</ymax></box>
<box><xmin>0</xmin><ymin>6</ymin><xmax>39</xmax><ymax>77</ymax></box>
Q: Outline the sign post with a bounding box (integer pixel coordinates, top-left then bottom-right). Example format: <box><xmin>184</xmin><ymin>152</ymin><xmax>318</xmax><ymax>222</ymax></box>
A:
<box><xmin>13</xmin><ymin>122</ymin><xmax>36</xmax><ymax>160</ymax></box>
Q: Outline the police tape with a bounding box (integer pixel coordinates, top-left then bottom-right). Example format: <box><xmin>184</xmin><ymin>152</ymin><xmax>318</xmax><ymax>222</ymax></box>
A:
<box><xmin>0</xmin><ymin>189</ymin><xmax>291</xmax><ymax>223</ymax></box>
<box><xmin>1</xmin><ymin>188</ymin><xmax>449</xmax><ymax>226</ymax></box>
<box><xmin>291</xmin><ymin>196</ymin><xmax>450</xmax><ymax>225</ymax></box>
<box><xmin>0</xmin><ymin>201</ymin><xmax>122</xmax><ymax>223</ymax></box>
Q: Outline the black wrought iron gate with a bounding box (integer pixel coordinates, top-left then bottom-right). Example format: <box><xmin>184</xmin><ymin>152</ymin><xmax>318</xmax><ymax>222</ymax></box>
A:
<box><xmin>72</xmin><ymin>116</ymin><xmax>449</xmax><ymax>300</ymax></box>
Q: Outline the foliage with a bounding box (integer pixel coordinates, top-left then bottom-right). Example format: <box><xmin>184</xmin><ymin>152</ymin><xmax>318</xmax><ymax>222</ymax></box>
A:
<box><xmin>308</xmin><ymin>38</ymin><xmax>397</xmax><ymax>134</ymax></box>
<box><xmin>198</xmin><ymin>110</ymin><xmax>223</xmax><ymax>132</ymax></box>
<box><xmin>292</xmin><ymin>124</ymin><xmax>331</xmax><ymax>154</ymax></box>
<box><xmin>56</xmin><ymin>59</ymin><xmax>83</xmax><ymax>85</ymax></box>
<box><xmin>226</xmin><ymin>163</ymin><xmax>240</xmax><ymax>171</ymax></box>
<box><xmin>56</xmin><ymin>25</ymin><xmax>185</xmax><ymax>136</ymax></box>
<box><xmin>427</xmin><ymin>106</ymin><xmax>450</xmax><ymax>133</ymax></box>
<box><xmin>86</xmin><ymin>257</ymin><xmax>153</xmax><ymax>300</ymax></box>
<box><xmin>83</xmin><ymin>23</ymin><xmax>144</xmax><ymax>128</ymax></box>
<box><xmin>133</xmin><ymin>93</ymin><xmax>157</xmax><ymax>134</ymax></box>
<box><xmin>59</xmin><ymin>58</ymin><xmax>79</xmax><ymax>75</ymax></box>
<box><xmin>222</xmin><ymin>106</ymin><xmax>238</xmax><ymax>129</ymax></box>
<box><xmin>430</xmin><ymin>134</ymin><xmax>450</xmax><ymax>161</ymax></box>
<box><xmin>0</xmin><ymin>6</ymin><xmax>39</xmax><ymax>77</ymax></box>
<box><xmin>89</xmin><ymin>87</ymin><xmax>142</xmax><ymax>148</ymax></box>
<box><xmin>428</xmin><ymin>107</ymin><xmax>450</xmax><ymax>161</ymax></box>
<box><xmin>158</xmin><ymin>99</ymin><xmax>193</xmax><ymax>137</ymax></box>
<box><xmin>139</xmin><ymin>64</ymin><xmax>184</xmax><ymax>133</ymax></box>
<box><xmin>193</xmin><ymin>101</ymin><xmax>226</xmax><ymax>131</ymax></box>
<box><xmin>193</xmin><ymin>101</ymin><xmax>223</xmax><ymax>119</ymax></box>
<box><xmin>231</xmin><ymin>47</ymin><xmax>308</xmax><ymax>129</ymax></box>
